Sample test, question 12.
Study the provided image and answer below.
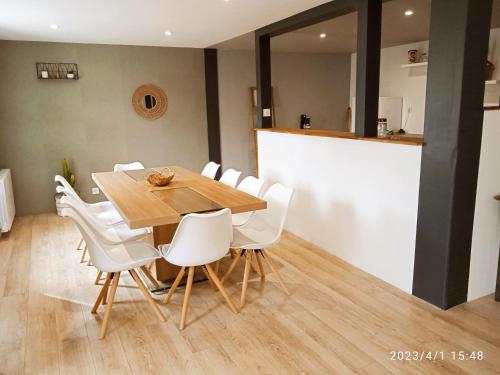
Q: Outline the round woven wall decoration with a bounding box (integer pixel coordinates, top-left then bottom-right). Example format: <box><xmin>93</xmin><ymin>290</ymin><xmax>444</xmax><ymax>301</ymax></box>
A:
<box><xmin>132</xmin><ymin>84</ymin><xmax>167</xmax><ymax>120</ymax></box>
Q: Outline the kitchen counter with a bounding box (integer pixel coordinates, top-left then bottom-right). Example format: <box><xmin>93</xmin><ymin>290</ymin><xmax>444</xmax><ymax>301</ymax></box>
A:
<box><xmin>254</xmin><ymin>128</ymin><xmax>423</xmax><ymax>146</ymax></box>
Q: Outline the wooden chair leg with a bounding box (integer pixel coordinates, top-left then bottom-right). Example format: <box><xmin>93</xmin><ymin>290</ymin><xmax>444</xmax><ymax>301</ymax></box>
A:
<box><xmin>80</xmin><ymin>245</ymin><xmax>88</xmax><ymax>263</ymax></box>
<box><xmin>255</xmin><ymin>251</ymin><xmax>266</xmax><ymax>280</ymax></box>
<box><xmin>95</xmin><ymin>270</ymin><xmax>103</xmax><ymax>285</ymax></box>
<box><xmin>140</xmin><ymin>265</ymin><xmax>160</xmax><ymax>289</ymax></box>
<box><xmin>221</xmin><ymin>250</ymin><xmax>243</xmax><ymax>285</ymax></box>
<box><xmin>213</xmin><ymin>260</ymin><xmax>220</xmax><ymax>275</ymax></box>
<box><xmin>240</xmin><ymin>251</ymin><xmax>253</xmax><ymax>308</ymax></box>
<box><xmin>229</xmin><ymin>248</ymin><xmax>237</xmax><ymax>259</ymax></box>
<box><xmin>201</xmin><ymin>266</ymin><xmax>217</xmax><ymax>291</ymax></box>
<box><xmin>76</xmin><ymin>236</ymin><xmax>84</xmax><ymax>251</ymax></box>
<box><xmin>103</xmin><ymin>272</ymin><xmax>114</xmax><ymax>305</ymax></box>
<box><xmin>164</xmin><ymin>267</ymin><xmax>185</xmax><ymax>304</ymax></box>
<box><xmin>99</xmin><ymin>272</ymin><xmax>120</xmax><ymax>339</ymax></box>
<box><xmin>92</xmin><ymin>272</ymin><xmax>112</xmax><ymax>313</ymax></box>
<box><xmin>261</xmin><ymin>249</ymin><xmax>290</xmax><ymax>296</ymax></box>
<box><xmin>180</xmin><ymin>267</ymin><xmax>195</xmax><ymax>330</ymax></box>
<box><xmin>205</xmin><ymin>265</ymin><xmax>239</xmax><ymax>314</ymax></box>
<box><xmin>130</xmin><ymin>269</ymin><xmax>166</xmax><ymax>322</ymax></box>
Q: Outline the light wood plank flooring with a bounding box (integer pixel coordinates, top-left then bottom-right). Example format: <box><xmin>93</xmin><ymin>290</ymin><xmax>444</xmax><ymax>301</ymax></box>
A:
<box><xmin>0</xmin><ymin>213</ymin><xmax>499</xmax><ymax>375</ymax></box>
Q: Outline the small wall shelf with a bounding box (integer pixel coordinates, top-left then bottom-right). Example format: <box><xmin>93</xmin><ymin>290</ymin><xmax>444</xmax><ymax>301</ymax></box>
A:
<box><xmin>36</xmin><ymin>62</ymin><xmax>79</xmax><ymax>80</ymax></box>
<box><xmin>400</xmin><ymin>62</ymin><xmax>428</xmax><ymax>68</ymax></box>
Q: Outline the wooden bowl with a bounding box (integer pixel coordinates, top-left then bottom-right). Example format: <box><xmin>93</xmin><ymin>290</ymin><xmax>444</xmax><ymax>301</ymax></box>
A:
<box><xmin>147</xmin><ymin>168</ymin><xmax>174</xmax><ymax>186</ymax></box>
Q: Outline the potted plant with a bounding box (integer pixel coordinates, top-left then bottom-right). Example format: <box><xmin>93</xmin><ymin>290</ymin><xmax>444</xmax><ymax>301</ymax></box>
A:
<box><xmin>55</xmin><ymin>158</ymin><xmax>76</xmax><ymax>216</ymax></box>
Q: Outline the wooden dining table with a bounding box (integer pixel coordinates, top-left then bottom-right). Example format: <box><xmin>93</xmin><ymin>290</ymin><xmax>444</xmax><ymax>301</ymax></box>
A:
<box><xmin>92</xmin><ymin>166</ymin><xmax>267</xmax><ymax>281</ymax></box>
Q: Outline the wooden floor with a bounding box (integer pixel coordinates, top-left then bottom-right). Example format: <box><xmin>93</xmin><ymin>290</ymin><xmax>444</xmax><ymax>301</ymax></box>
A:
<box><xmin>0</xmin><ymin>214</ymin><xmax>499</xmax><ymax>375</ymax></box>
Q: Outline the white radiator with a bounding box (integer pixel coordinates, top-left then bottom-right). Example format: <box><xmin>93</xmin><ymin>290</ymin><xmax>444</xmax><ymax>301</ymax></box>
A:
<box><xmin>0</xmin><ymin>169</ymin><xmax>16</xmax><ymax>232</ymax></box>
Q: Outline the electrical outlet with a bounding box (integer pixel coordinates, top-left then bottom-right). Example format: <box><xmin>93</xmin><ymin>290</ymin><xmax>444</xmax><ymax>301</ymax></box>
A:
<box><xmin>91</xmin><ymin>187</ymin><xmax>100</xmax><ymax>195</ymax></box>
<box><xmin>263</xmin><ymin>108</ymin><xmax>271</xmax><ymax>117</ymax></box>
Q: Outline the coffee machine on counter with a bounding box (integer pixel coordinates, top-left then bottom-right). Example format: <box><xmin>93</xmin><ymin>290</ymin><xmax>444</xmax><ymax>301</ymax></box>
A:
<box><xmin>300</xmin><ymin>114</ymin><xmax>311</xmax><ymax>129</ymax></box>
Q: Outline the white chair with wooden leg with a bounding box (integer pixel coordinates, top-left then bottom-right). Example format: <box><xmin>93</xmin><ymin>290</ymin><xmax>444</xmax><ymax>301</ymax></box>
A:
<box><xmin>60</xmin><ymin>205</ymin><xmax>166</xmax><ymax>339</ymax></box>
<box><xmin>200</xmin><ymin>161</ymin><xmax>220</xmax><ymax>179</ymax></box>
<box><xmin>61</xmin><ymin>196</ymin><xmax>158</xmax><ymax>287</ymax></box>
<box><xmin>221</xmin><ymin>183</ymin><xmax>294</xmax><ymax>308</ymax></box>
<box><xmin>158</xmin><ymin>208</ymin><xmax>238</xmax><ymax>330</ymax></box>
<box><xmin>219</xmin><ymin>168</ymin><xmax>242</xmax><ymax>188</ymax></box>
<box><xmin>113</xmin><ymin>161</ymin><xmax>145</xmax><ymax>172</ymax></box>
<box><xmin>232</xmin><ymin>176</ymin><xmax>265</xmax><ymax>226</ymax></box>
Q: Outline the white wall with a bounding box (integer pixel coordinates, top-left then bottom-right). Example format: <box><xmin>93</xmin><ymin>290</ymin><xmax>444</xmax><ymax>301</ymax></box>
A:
<box><xmin>468</xmin><ymin>111</ymin><xmax>500</xmax><ymax>301</ymax></box>
<box><xmin>257</xmin><ymin>131</ymin><xmax>422</xmax><ymax>293</ymax></box>
<box><xmin>350</xmin><ymin>28</ymin><xmax>500</xmax><ymax>134</ymax></box>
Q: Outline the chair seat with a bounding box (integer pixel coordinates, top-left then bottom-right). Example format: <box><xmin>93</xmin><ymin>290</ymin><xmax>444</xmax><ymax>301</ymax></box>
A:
<box><xmin>106</xmin><ymin>224</ymin><xmax>150</xmax><ymax>242</ymax></box>
<box><xmin>89</xmin><ymin>200</ymin><xmax>116</xmax><ymax>213</ymax></box>
<box><xmin>102</xmin><ymin>241</ymin><xmax>160</xmax><ymax>272</ymax></box>
<box><xmin>231</xmin><ymin>212</ymin><xmax>252</xmax><ymax>227</ymax></box>
<box><xmin>158</xmin><ymin>243</ymin><xmax>225</xmax><ymax>267</ymax></box>
<box><xmin>95</xmin><ymin>209</ymin><xmax>124</xmax><ymax>226</ymax></box>
<box><xmin>231</xmin><ymin>221</ymin><xmax>279</xmax><ymax>249</ymax></box>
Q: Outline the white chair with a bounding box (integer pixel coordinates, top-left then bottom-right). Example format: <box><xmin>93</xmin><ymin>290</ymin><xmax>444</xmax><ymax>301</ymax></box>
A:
<box><xmin>159</xmin><ymin>208</ymin><xmax>238</xmax><ymax>330</ymax></box>
<box><xmin>61</xmin><ymin>205</ymin><xmax>166</xmax><ymax>339</ymax></box>
<box><xmin>201</xmin><ymin>161</ymin><xmax>220</xmax><ymax>179</ymax></box>
<box><xmin>232</xmin><ymin>176</ymin><xmax>266</xmax><ymax>226</ymax></box>
<box><xmin>113</xmin><ymin>162</ymin><xmax>145</xmax><ymax>172</ymax></box>
<box><xmin>55</xmin><ymin>175</ymin><xmax>123</xmax><ymax>254</ymax></box>
<box><xmin>219</xmin><ymin>168</ymin><xmax>242</xmax><ymax>188</ymax></box>
<box><xmin>221</xmin><ymin>183</ymin><xmax>294</xmax><ymax>307</ymax></box>
<box><xmin>61</xmin><ymin>195</ymin><xmax>158</xmax><ymax>287</ymax></box>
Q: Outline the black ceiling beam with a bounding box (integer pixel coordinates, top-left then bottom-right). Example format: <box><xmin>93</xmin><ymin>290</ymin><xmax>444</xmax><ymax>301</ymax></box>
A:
<box><xmin>255</xmin><ymin>0</ymin><xmax>358</xmax><ymax>39</ymax></box>
<box><xmin>412</xmin><ymin>0</ymin><xmax>493</xmax><ymax>309</ymax></box>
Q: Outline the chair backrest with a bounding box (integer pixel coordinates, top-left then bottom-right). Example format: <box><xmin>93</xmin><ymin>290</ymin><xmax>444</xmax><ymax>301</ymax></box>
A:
<box><xmin>219</xmin><ymin>168</ymin><xmax>242</xmax><ymax>188</ymax></box>
<box><xmin>246</xmin><ymin>183</ymin><xmax>294</xmax><ymax>245</ymax></box>
<box><xmin>113</xmin><ymin>162</ymin><xmax>145</xmax><ymax>172</ymax></box>
<box><xmin>201</xmin><ymin>161</ymin><xmax>220</xmax><ymax>179</ymax></box>
<box><xmin>236</xmin><ymin>176</ymin><xmax>265</xmax><ymax>197</ymax></box>
<box><xmin>60</xmin><ymin>206</ymin><xmax>124</xmax><ymax>272</ymax></box>
<box><xmin>55</xmin><ymin>175</ymin><xmax>85</xmax><ymax>203</ymax></box>
<box><xmin>164</xmin><ymin>208</ymin><xmax>232</xmax><ymax>267</ymax></box>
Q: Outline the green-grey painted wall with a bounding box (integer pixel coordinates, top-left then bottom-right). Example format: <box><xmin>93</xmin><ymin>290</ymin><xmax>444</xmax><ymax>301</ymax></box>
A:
<box><xmin>0</xmin><ymin>41</ymin><xmax>209</xmax><ymax>215</ymax></box>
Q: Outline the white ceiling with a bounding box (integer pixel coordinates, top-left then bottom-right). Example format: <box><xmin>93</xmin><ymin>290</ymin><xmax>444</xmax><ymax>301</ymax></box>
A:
<box><xmin>0</xmin><ymin>0</ymin><xmax>332</xmax><ymax>48</ymax></box>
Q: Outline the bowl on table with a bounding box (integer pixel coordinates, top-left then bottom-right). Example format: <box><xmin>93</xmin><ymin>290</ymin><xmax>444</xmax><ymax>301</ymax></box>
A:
<box><xmin>146</xmin><ymin>168</ymin><xmax>175</xmax><ymax>186</ymax></box>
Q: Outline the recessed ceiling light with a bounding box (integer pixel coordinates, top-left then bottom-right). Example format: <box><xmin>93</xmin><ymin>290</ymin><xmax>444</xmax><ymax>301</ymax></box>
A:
<box><xmin>320</xmin><ymin>33</ymin><xmax>326</xmax><ymax>38</ymax></box>
<box><xmin>164</xmin><ymin>30</ymin><xmax>172</xmax><ymax>36</ymax></box>
<box><xmin>405</xmin><ymin>10</ymin><xmax>414</xmax><ymax>16</ymax></box>
<box><xmin>50</xmin><ymin>24</ymin><xmax>58</xmax><ymax>30</ymax></box>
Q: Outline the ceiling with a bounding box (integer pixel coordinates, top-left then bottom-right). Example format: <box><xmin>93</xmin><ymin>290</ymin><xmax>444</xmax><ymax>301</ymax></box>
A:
<box><xmin>0</xmin><ymin>0</ymin><xmax>332</xmax><ymax>48</ymax></box>
<box><xmin>213</xmin><ymin>0</ymin><xmax>500</xmax><ymax>53</ymax></box>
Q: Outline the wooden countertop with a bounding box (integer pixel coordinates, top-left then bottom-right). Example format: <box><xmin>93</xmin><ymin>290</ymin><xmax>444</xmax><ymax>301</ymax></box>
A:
<box><xmin>255</xmin><ymin>128</ymin><xmax>424</xmax><ymax>146</ymax></box>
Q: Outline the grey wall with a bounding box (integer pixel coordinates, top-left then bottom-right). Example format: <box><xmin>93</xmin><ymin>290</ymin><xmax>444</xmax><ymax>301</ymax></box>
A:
<box><xmin>0</xmin><ymin>41</ymin><xmax>208</xmax><ymax>215</ymax></box>
<box><xmin>218</xmin><ymin>50</ymin><xmax>351</xmax><ymax>176</ymax></box>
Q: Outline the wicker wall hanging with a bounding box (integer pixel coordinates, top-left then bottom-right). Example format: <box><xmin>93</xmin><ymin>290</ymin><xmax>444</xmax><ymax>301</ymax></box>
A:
<box><xmin>132</xmin><ymin>84</ymin><xmax>167</xmax><ymax>120</ymax></box>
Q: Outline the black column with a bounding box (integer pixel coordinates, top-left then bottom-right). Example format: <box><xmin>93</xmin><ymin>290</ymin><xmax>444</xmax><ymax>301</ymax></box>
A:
<box><xmin>412</xmin><ymin>0</ymin><xmax>493</xmax><ymax>309</ymax></box>
<box><xmin>255</xmin><ymin>34</ymin><xmax>272</xmax><ymax>128</ymax></box>
<box><xmin>354</xmin><ymin>0</ymin><xmax>381</xmax><ymax>137</ymax></box>
<box><xmin>204</xmin><ymin>48</ymin><xmax>222</xmax><ymax>166</ymax></box>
